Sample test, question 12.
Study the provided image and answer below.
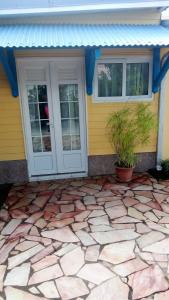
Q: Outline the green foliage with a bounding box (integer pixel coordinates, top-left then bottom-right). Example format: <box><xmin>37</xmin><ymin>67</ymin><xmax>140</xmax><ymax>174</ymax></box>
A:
<box><xmin>107</xmin><ymin>103</ymin><xmax>156</xmax><ymax>168</ymax></box>
<box><xmin>161</xmin><ymin>159</ymin><xmax>169</xmax><ymax>173</ymax></box>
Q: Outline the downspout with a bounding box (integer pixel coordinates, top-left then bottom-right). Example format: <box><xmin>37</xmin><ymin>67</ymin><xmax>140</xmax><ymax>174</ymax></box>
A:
<box><xmin>156</xmin><ymin>52</ymin><xmax>169</xmax><ymax>170</ymax></box>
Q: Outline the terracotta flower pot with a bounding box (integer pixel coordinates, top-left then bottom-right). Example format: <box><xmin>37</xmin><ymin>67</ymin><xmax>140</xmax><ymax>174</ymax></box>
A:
<box><xmin>116</xmin><ymin>166</ymin><xmax>134</xmax><ymax>182</ymax></box>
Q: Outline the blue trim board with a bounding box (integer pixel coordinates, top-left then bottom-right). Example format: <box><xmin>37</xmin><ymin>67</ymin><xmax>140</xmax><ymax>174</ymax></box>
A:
<box><xmin>85</xmin><ymin>47</ymin><xmax>101</xmax><ymax>95</ymax></box>
<box><xmin>0</xmin><ymin>48</ymin><xmax>18</xmax><ymax>97</ymax></box>
<box><xmin>152</xmin><ymin>48</ymin><xmax>160</xmax><ymax>93</ymax></box>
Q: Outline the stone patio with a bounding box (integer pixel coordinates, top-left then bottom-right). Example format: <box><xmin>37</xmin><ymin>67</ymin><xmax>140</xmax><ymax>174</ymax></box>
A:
<box><xmin>1</xmin><ymin>174</ymin><xmax>169</xmax><ymax>299</ymax></box>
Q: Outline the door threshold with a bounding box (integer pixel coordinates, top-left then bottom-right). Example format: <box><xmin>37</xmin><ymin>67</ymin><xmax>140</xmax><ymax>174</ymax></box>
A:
<box><xmin>29</xmin><ymin>172</ymin><xmax>88</xmax><ymax>182</ymax></box>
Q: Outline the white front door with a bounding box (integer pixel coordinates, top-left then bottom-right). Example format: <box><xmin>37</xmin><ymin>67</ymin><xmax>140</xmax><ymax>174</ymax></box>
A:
<box><xmin>18</xmin><ymin>58</ymin><xmax>87</xmax><ymax>178</ymax></box>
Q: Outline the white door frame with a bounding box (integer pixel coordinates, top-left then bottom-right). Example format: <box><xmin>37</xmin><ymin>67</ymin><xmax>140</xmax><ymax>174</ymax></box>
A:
<box><xmin>17</xmin><ymin>56</ymin><xmax>88</xmax><ymax>181</ymax></box>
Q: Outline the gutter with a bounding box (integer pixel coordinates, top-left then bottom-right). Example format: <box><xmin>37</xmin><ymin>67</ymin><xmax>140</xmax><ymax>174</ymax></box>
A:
<box><xmin>0</xmin><ymin>2</ymin><xmax>169</xmax><ymax>16</ymax></box>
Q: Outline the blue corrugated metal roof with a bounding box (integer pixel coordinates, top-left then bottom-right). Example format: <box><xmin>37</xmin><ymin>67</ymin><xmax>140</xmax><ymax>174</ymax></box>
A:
<box><xmin>1</xmin><ymin>24</ymin><xmax>169</xmax><ymax>48</ymax></box>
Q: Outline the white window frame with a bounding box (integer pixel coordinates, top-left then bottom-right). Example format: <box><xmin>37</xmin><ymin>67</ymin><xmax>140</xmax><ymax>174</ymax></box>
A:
<box><xmin>94</xmin><ymin>56</ymin><xmax>152</xmax><ymax>103</ymax></box>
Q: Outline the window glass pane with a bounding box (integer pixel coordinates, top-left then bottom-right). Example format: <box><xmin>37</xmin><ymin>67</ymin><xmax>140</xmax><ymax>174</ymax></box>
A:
<box><xmin>72</xmin><ymin>135</ymin><xmax>81</xmax><ymax>150</ymax></box>
<box><xmin>98</xmin><ymin>63</ymin><xmax>123</xmax><ymax>97</ymax></box>
<box><xmin>27</xmin><ymin>85</ymin><xmax>38</xmax><ymax>103</ymax></box>
<box><xmin>31</xmin><ymin>121</ymin><xmax>40</xmax><ymax>136</ymax></box>
<box><xmin>70</xmin><ymin>102</ymin><xmax>79</xmax><ymax>118</ymax></box>
<box><xmin>42</xmin><ymin>136</ymin><xmax>51</xmax><ymax>152</ymax></box>
<box><xmin>29</xmin><ymin>103</ymin><xmax>39</xmax><ymax>120</ymax></box>
<box><xmin>38</xmin><ymin>85</ymin><xmax>47</xmax><ymax>102</ymax></box>
<box><xmin>62</xmin><ymin>135</ymin><xmax>71</xmax><ymax>150</ymax></box>
<box><xmin>60</xmin><ymin>102</ymin><xmax>69</xmax><ymax>118</ymax></box>
<box><xmin>126</xmin><ymin>63</ymin><xmax>149</xmax><ymax>96</ymax></box>
<box><xmin>32</xmin><ymin>137</ymin><xmax>42</xmax><ymax>152</ymax></box>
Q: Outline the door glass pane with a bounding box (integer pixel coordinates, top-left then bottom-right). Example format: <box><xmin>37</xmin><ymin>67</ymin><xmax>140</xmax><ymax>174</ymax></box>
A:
<box><xmin>42</xmin><ymin>136</ymin><xmax>51</xmax><ymax>152</ymax></box>
<box><xmin>126</xmin><ymin>63</ymin><xmax>149</xmax><ymax>96</ymax></box>
<box><xmin>72</xmin><ymin>135</ymin><xmax>81</xmax><ymax>150</ymax></box>
<box><xmin>60</xmin><ymin>102</ymin><xmax>69</xmax><ymax>118</ymax></box>
<box><xmin>70</xmin><ymin>102</ymin><xmax>79</xmax><ymax>118</ymax></box>
<box><xmin>26</xmin><ymin>84</ymin><xmax>52</xmax><ymax>153</ymax></box>
<box><xmin>32</xmin><ymin>137</ymin><xmax>42</xmax><ymax>152</ymax></box>
<box><xmin>31</xmin><ymin>121</ymin><xmax>40</xmax><ymax>136</ymax></box>
<box><xmin>27</xmin><ymin>85</ymin><xmax>38</xmax><ymax>103</ymax></box>
<box><xmin>59</xmin><ymin>84</ymin><xmax>81</xmax><ymax>151</ymax></box>
<box><xmin>29</xmin><ymin>103</ymin><xmax>39</xmax><ymax>120</ymax></box>
<box><xmin>97</xmin><ymin>63</ymin><xmax>123</xmax><ymax>97</ymax></box>
<box><xmin>59</xmin><ymin>84</ymin><xmax>78</xmax><ymax>102</ymax></box>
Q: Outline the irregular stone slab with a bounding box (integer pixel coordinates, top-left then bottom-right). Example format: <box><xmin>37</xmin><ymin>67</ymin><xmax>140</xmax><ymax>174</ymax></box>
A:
<box><xmin>0</xmin><ymin>240</ymin><xmax>18</xmax><ymax>264</ymax></box>
<box><xmin>31</xmin><ymin>244</ymin><xmax>54</xmax><ymax>264</ymax></box>
<box><xmin>47</xmin><ymin>218</ymin><xmax>74</xmax><ymax>228</ymax></box>
<box><xmin>112</xmin><ymin>223</ymin><xmax>135</xmax><ymax>230</ymax></box>
<box><xmin>55</xmin><ymin>243</ymin><xmax>77</xmax><ymax>257</ymax></box>
<box><xmin>5</xmin><ymin>286</ymin><xmax>47</xmax><ymax>300</ymax></box>
<box><xmin>91</xmin><ymin>229</ymin><xmax>139</xmax><ymax>245</ymax></box>
<box><xmin>60</xmin><ymin>204</ymin><xmax>74</xmax><ymax>213</ymax></box>
<box><xmin>112</xmin><ymin>216</ymin><xmax>141</xmax><ymax>223</ymax></box>
<box><xmin>15</xmin><ymin>241</ymin><xmax>38</xmax><ymax>251</ymax></box>
<box><xmin>154</xmin><ymin>290</ymin><xmax>169</xmax><ymax>300</ymax></box>
<box><xmin>99</xmin><ymin>240</ymin><xmax>135</xmax><ymax>264</ymax></box>
<box><xmin>32</xmin><ymin>255</ymin><xmax>58</xmax><ymax>272</ymax></box>
<box><xmin>136</xmin><ymin>223</ymin><xmax>151</xmax><ymax>234</ymax></box>
<box><xmin>56</xmin><ymin>276</ymin><xmax>89</xmax><ymax>299</ymax></box>
<box><xmin>133</xmin><ymin>185</ymin><xmax>153</xmax><ymax>191</ymax></box>
<box><xmin>60</xmin><ymin>246</ymin><xmax>84</xmax><ymax>275</ymax></box>
<box><xmin>4</xmin><ymin>263</ymin><xmax>30</xmax><ymax>286</ymax></box>
<box><xmin>34</xmin><ymin>195</ymin><xmax>50</xmax><ymax>208</ymax></box>
<box><xmin>26</xmin><ymin>212</ymin><xmax>44</xmax><ymax>224</ymax></box>
<box><xmin>146</xmin><ymin>221</ymin><xmax>169</xmax><ymax>235</ymax></box>
<box><xmin>0</xmin><ymin>265</ymin><xmax>6</xmax><ymax>291</ymax></box>
<box><xmin>135</xmin><ymin>195</ymin><xmax>152</xmax><ymax>204</ymax></box>
<box><xmin>85</xmin><ymin>245</ymin><xmax>100</xmax><ymax>262</ymax></box>
<box><xmin>76</xmin><ymin>230</ymin><xmax>96</xmax><ymax>246</ymax></box>
<box><xmin>113</xmin><ymin>258</ymin><xmax>148</xmax><ymax>276</ymax></box>
<box><xmin>1</xmin><ymin>219</ymin><xmax>21</xmax><ymax>235</ymax></box>
<box><xmin>75</xmin><ymin>211</ymin><xmax>91</xmax><ymax>222</ymax></box>
<box><xmin>90</xmin><ymin>225</ymin><xmax>113</xmax><ymax>232</ymax></box>
<box><xmin>10</xmin><ymin>223</ymin><xmax>32</xmax><ymax>239</ymax></box>
<box><xmin>83</xmin><ymin>196</ymin><xmax>96</xmax><ymax>205</ymax></box>
<box><xmin>128</xmin><ymin>207</ymin><xmax>146</xmax><ymax>221</ymax></box>
<box><xmin>134</xmin><ymin>203</ymin><xmax>152</xmax><ymax>212</ymax></box>
<box><xmin>71</xmin><ymin>222</ymin><xmax>88</xmax><ymax>231</ymax></box>
<box><xmin>104</xmin><ymin>199</ymin><xmax>123</xmax><ymax>208</ymax></box>
<box><xmin>29</xmin><ymin>264</ymin><xmax>63</xmax><ymax>285</ymax></box>
<box><xmin>88</xmin><ymin>215</ymin><xmax>109</xmax><ymax>226</ymax></box>
<box><xmin>35</xmin><ymin>218</ymin><xmax>47</xmax><ymax>229</ymax></box>
<box><xmin>128</xmin><ymin>265</ymin><xmax>169</xmax><ymax>299</ymax></box>
<box><xmin>8</xmin><ymin>244</ymin><xmax>44</xmax><ymax>269</ymax></box>
<box><xmin>153</xmin><ymin>193</ymin><xmax>167</xmax><ymax>204</ymax></box>
<box><xmin>78</xmin><ymin>263</ymin><xmax>114</xmax><ymax>285</ymax></box>
<box><xmin>41</xmin><ymin>226</ymin><xmax>79</xmax><ymax>242</ymax></box>
<box><xmin>38</xmin><ymin>281</ymin><xmax>60</xmax><ymax>298</ymax></box>
<box><xmin>86</xmin><ymin>277</ymin><xmax>129</xmax><ymax>300</ymax></box>
<box><xmin>159</xmin><ymin>216</ymin><xmax>169</xmax><ymax>223</ymax></box>
<box><xmin>161</xmin><ymin>203</ymin><xmax>169</xmax><ymax>213</ymax></box>
<box><xmin>123</xmin><ymin>197</ymin><xmax>139</xmax><ymax>207</ymax></box>
<box><xmin>143</xmin><ymin>238</ymin><xmax>169</xmax><ymax>254</ymax></box>
<box><xmin>145</xmin><ymin>212</ymin><xmax>159</xmax><ymax>222</ymax></box>
<box><xmin>106</xmin><ymin>205</ymin><xmax>127</xmax><ymax>219</ymax></box>
<box><xmin>88</xmin><ymin>210</ymin><xmax>106</xmax><ymax>218</ymax></box>
<box><xmin>137</xmin><ymin>231</ymin><xmax>165</xmax><ymax>249</ymax></box>
<box><xmin>75</xmin><ymin>200</ymin><xmax>85</xmax><ymax>211</ymax></box>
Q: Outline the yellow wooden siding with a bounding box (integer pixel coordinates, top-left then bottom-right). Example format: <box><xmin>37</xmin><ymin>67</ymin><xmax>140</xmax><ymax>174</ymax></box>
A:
<box><xmin>160</xmin><ymin>48</ymin><xmax>169</xmax><ymax>160</ymax></box>
<box><xmin>0</xmin><ymin>65</ymin><xmax>25</xmax><ymax>161</ymax></box>
<box><xmin>87</xmin><ymin>48</ymin><xmax>159</xmax><ymax>156</ymax></box>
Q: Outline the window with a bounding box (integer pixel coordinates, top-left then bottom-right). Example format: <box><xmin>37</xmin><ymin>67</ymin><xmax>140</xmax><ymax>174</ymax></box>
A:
<box><xmin>95</xmin><ymin>58</ymin><xmax>152</xmax><ymax>102</ymax></box>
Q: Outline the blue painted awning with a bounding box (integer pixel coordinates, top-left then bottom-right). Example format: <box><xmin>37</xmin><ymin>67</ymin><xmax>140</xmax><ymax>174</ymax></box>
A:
<box><xmin>0</xmin><ymin>24</ymin><xmax>169</xmax><ymax>48</ymax></box>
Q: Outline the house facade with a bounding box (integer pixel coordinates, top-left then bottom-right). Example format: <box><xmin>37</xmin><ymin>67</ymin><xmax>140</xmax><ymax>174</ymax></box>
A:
<box><xmin>0</xmin><ymin>0</ymin><xmax>169</xmax><ymax>182</ymax></box>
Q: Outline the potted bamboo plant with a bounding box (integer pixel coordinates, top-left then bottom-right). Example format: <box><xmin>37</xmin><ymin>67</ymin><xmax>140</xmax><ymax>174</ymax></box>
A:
<box><xmin>107</xmin><ymin>103</ymin><xmax>155</xmax><ymax>182</ymax></box>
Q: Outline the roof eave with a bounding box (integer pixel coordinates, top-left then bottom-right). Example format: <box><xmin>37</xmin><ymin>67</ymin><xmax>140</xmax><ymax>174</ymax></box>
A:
<box><xmin>0</xmin><ymin>1</ymin><xmax>169</xmax><ymax>17</ymax></box>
